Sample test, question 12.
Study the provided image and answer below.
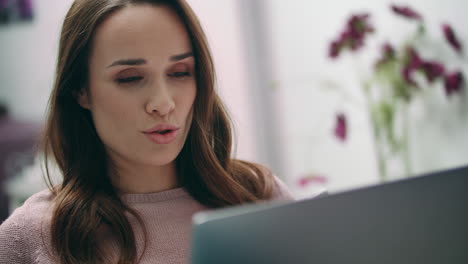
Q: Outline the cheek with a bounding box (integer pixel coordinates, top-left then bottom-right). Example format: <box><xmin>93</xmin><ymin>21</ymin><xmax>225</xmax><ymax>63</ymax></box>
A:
<box><xmin>176</xmin><ymin>84</ymin><xmax>197</xmax><ymax>118</ymax></box>
<box><xmin>89</xmin><ymin>84</ymin><xmax>138</xmax><ymax>133</ymax></box>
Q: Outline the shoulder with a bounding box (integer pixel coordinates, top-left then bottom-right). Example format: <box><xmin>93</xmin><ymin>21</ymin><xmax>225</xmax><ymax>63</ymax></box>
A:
<box><xmin>0</xmin><ymin>188</ymin><xmax>55</xmax><ymax>263</ymax></box>
<box><xmin>1</xmin><ymin>188</ymin><xmax>55</xmax><ymax>228</ymax></box>
<box><xmin>254</xmin><ymin>164</ymin><xmax>295</xmax><ymax>201</ymax></box>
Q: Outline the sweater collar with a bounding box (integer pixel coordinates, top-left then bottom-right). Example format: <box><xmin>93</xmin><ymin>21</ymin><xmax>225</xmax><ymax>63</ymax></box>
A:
<box><xmin>119</xmin><ymin>187</ymin><xmax>190</xmax><ymax>203</ymax></box>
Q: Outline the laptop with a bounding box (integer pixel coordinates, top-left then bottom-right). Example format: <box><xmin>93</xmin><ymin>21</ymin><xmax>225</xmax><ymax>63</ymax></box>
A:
<box><xmin>190</xmin><ymin>166</ymin><xmax>468</xmax><ymax>264</ymax></box>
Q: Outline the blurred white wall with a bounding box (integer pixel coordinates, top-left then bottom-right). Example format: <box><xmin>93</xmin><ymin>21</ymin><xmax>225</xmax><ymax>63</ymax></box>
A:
<box><xmin>186</xmin><ymin>0</ymin><xmax>259</xmax><ymax>163</ymax></box>
<box><xmin>0</xmin><ymin>0</ymin><xmax>73</xmax><ymax>122</ymax></box>
<box><xmin>266</xmin><ymin>0</ymin><xmax>468</xmax><ymax>192</ymax></box>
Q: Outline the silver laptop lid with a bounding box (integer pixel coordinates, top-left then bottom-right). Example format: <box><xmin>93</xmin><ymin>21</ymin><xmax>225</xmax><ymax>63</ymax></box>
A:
<box><xmin>191</xmin><ymin>166</ymin><xmax>468</xmax><ymax>264</ymax></box>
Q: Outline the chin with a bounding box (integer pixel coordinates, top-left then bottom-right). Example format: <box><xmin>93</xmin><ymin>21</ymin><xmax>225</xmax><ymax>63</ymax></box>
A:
<box><xmin>142</xmin><ymin>149</ymin><xmax>180</xmax><ymax>167</ymax></box>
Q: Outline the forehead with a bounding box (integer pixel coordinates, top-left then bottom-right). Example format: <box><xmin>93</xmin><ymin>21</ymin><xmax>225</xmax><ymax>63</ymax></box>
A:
<box><xmin>90</xmin><ymin>4</ymin><xmax>192</xmax><ymax>66</ymax></box>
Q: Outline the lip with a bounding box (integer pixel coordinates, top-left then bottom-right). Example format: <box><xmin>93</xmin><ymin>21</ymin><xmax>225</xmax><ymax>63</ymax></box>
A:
<box><xmin>143</xmin><ymin>124</ymin><xmax>180</xmax><ymax>133</ymax></box>
<box><xmin>142</xmin><ymin>124</ymin><xmax>180</xmax><ymax>144</ymax></box>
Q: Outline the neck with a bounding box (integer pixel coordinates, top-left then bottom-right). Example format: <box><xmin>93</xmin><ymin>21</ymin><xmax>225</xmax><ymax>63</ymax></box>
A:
<box><xmin>110</xmin><ymin>159</ymin><xmax>180</xmax><ymax>194</ymax></box>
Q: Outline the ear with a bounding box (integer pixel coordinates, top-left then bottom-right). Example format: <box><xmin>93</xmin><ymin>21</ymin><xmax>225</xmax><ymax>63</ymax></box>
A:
<box><xmin>75</xmin><ymin>89</ymin><xmax>91</xmax><ymax>110</ymax></box>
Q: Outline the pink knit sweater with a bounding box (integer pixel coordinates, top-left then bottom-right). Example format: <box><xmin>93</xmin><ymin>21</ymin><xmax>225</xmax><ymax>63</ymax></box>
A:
<box><xmin>0</xmin><ymin>175</ymin><xmax>293</xmax><ymax>264</ymax></box>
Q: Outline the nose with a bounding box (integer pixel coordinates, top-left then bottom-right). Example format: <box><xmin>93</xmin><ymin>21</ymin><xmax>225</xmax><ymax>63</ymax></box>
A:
<box><xmin>145</xmin><ymin>81</ymin><xmax>175</xmax><ymax>117</ymax></box>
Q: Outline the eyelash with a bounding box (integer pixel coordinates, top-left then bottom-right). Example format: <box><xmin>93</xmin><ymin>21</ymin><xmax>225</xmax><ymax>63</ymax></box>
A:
<box><xmin>116</xmin><ymin>72</ymin><xmax>191</xmax><ymax>84</ymax></box>
<box><xmin>116</xmin><ymin>76</ymin><xmax>143</xmax><ymax>84</ymax></box>
<box><xmin>168</xmin><ymin>72</ymin><xmax>191</xmax><ymax>78</ymax></box>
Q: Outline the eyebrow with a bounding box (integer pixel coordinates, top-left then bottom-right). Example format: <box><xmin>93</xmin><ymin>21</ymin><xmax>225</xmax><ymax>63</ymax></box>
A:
<box><xmin>170</xmin><ymin>51</ymin><xmax>194</xmax><ymax>61</ymax></box>
<box><xmin>107</xmin><ymin>52</ymin><xmax>194</xmax><ymax>68</ymax></box>
<box><xmin>107</xmin><ymin>58</ymin><xmax>146</xmax><ymax>68</ymax></box>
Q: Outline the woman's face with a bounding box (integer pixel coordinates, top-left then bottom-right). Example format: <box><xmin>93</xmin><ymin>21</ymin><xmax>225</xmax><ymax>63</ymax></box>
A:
<box><xmin>79</xmin><ymin>4</ymin><xmax>196</xmax><ymax>171</ymax></box>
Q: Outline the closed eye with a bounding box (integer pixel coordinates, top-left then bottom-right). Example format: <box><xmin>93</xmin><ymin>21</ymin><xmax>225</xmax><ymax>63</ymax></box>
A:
<box><xmin>116</xmin><ymin>76</ymin><xmax>143</xmax><ymax>84</ymax></box>
<box><xmin>168</xmin><ymin>72</ymin><xmax>191</xmax><ymax>78</ymax></box>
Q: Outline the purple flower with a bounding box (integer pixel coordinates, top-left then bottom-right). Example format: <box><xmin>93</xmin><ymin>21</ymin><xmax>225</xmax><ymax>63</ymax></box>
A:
<box><xmin>407</xmin><ymin>48</ymin><xmax>422</xmax><ymax>69</ymax></box>
<box><xmin>382</xmin><ymin>43</ymin><xmax>395</xmax><ymax>57</ymax></box>
<box><xmin>391</xmin><ymin>4</ymin><xmax>423</xmax><ymax>20</ymax></box>
<box><xmin>347</xmin><ymin>14</ymin><xmax>374</xmax><ymax>50</ymax></box>
<box><xmin>444</xmin><ymin>71</ymin><xmax>464</xmax><ymax>96</ymax></box>
<box><xmin>334</xmin><ymin>113</ymin><xmax>347</xmax><ymax>142</ymax></box>
<box><xmin>347</xmin><ymin>14</ymin><xmax>374</xmax><ymax>36</ymax></box>
<box><xmin>421</xmin><ymin>61</ymin><xmax>445</xmax><ymax>83</ymax></box>
<box><xmin>298</xmin><ymin>175</ymin><xmax>328</xmax><ymax>187</ymax></box>
<box><xmin>442</xmin><ymin>23</ymin><xmax>463</xmax><ymax>54</ymax></box>
<box><xmin>402</xmin><ymin>47</ymin><xmax>422</xmax><ymax>86</ymax></box>
<box><xmin>376</xmin><ymin>43</ymin><xmax>396</xmax><ymax>67</ymax></box>
<box><xmin>328</xmin><ymin>13</ymin><xmax>373</xmax><ymax>59</ymax></box>
<box><xmin>329</xmin><ymin>40</ymin><xmax>341</xmax><ymax>58</ymax></box>
<box><xmin>402</xmin><ymin>67</ymin><xmax>415</xmax><ymax>86</ymax></box>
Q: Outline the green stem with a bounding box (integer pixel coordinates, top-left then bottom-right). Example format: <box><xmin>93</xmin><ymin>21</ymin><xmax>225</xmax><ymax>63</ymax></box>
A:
<box><xmin>402</xmin><ymin>102</ymin><xmax>412</xmax><ymax>177</ymax></box>
<box><xmin>376</xmin><ymin>127</ymin><xmax>387</xmax><ymax>182</ymax></box>
<box><xmin>364</xmin><ymin>82</ymin><xmax>387</xmax><ymax>182</ymax></box>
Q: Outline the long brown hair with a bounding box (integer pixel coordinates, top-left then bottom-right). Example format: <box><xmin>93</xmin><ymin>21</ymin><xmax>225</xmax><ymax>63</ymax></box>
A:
<box><xmin>41</xmin><ymin>0</ymin><xmax>277</xmax><ymax>263</ymax></box>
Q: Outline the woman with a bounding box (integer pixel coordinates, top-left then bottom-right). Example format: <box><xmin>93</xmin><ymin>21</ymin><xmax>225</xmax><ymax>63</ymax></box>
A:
<box><xmin>0</xmin><ymin>0</ymin><xmax>293</xmax><ymax>263</ymax></box>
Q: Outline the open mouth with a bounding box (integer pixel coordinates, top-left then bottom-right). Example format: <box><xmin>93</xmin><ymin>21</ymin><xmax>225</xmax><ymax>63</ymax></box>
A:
<box><xmin>155</xmin><ymin>129</ymin><xmax>172</xmax><ymax>135</ymax></box>
<box><xmin>145</xmin><ymin>128</ymin><xmax>179</xmax><ymax>144</ymax></box>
